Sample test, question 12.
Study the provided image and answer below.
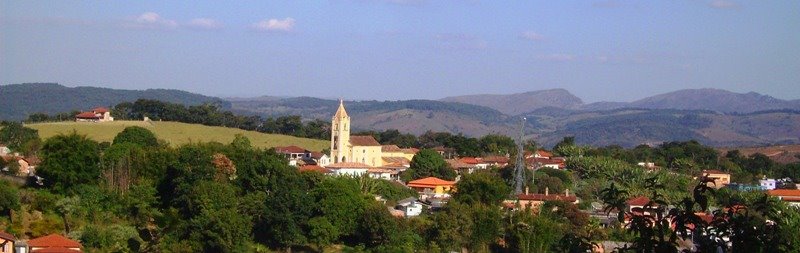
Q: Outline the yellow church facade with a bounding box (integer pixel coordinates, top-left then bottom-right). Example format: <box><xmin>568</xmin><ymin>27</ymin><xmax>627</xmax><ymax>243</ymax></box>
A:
<box><xmin>330</xmin><ymin>100</ymin><xmax>384</xmax><ymax>167</ymax></box>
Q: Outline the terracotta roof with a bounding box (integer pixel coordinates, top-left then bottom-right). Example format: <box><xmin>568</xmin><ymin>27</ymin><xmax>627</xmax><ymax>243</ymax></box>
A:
<box><xmin>27</xmin><ymin>234</ymin><xmax>82</xmax><ymax>248</ymax></box>
<box><xmin>75</xmin><ymin>112</ymin><xmax>99</xmax><ymax>119</ymax></box>
<box><xmin>768</xmin><ymin>189</ymin><xmax>800</xmax><ymax>197</ymax></box>
<box><xmin>627</xmin><ymin>196</ymin><xmax>651</xmax><ymax>206</ymax></box>
<box><xmin>309</xmin><ymin>151</ymin><xmax>325</xmax><ymax>159</ymax></box>
<box><xmin>326</xmin><ymin>162</ymin><xmax>372</xmax><ymax>168</ymax></box>
<box><xmin>517</xmin><ymin>193</ymin><xmax>577</xmax><ymax>202</ymax></box>
<box><xmin>368</xmin><ymin>168</ymin><xmax>393</xmax><ymax>174</ymax></box>
<box><xmin>482</xmin><ymin>156</ymin><xmax>510</xmax><ymax>163</ymax></box>
<box><xmin>459</xmin><ymin>157</ymin><xmax>480</xmax><ymax>164</ymax></box>
<box><xmin>382</xmin><ymin>145</ymin><xmax>402</xmax><ymax>152</ymax></box>
<box><xmin>447</xmin><ymin>159</ymin><xmax>473</xmax><ymax>169</ymax></box>
<box><xmin>537</xmin><ymin>150</ymin><xmax>553</xmax><ymax>157</ymax></box>
<box><xmin>92</xmin><ymin>107</ymin><xmax>109</xmax><ymax>113</ymax></box>
<box><xmin>299</xmin><ymin>165</ymin><xmax>332</xmax><ymax>174</ymax></box>
<box><xmin>407</xmin><ymin>177</ymin><xmax>455</xmax><ymax>187</ymax></box>
<box><xmin>32</xmin><ymin>248</ymin><xmax>82</xmax><ymax>253</ymax></box>
<box><xmin>702</xmin><ymin>169</ymin><xmax>728</xmax><ymax>175</ymax></box>
<box><xmin>349</xmin><ymin>135</ymin><xmax>381</xmax><ymax>146</ymax></box>
<box><xmin>382</xmin><ymin>157</ymin><xmax>410</xmax><ymax>165</ymax></box>
<box><xmin>401</xmin><ymin>148</ymin><xmax>419</xmax><ymax>154</ymax></box>
<box><xmin>274</xmin><ymin>145</ymin><xmax>308</xmax><ymax>154</ymax></box>
<box><xmin>0</xmin><ymin>230</ymin><xmax>15</xmax><ymax>241</ymax></box>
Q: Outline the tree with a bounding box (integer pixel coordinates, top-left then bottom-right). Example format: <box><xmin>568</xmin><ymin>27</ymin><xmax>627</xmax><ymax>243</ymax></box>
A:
<box><xmin>308</xmin><ymin>217</ymin><xmax>338</xmax><ymax>251</ymax></box>
<box><xmin>38</xmin><ymin>132</ymin><xmax>101</xmax><ymax>193</ymax></box>
<box><xmin>404</xmin><ymin>149</ymin><xmax>456</xmax><ymax>181</ymax></box>
<box><xmin>313</xmin><ymin>177</ymin><xmax>367</xmax><ymax>240</ymax></box>
<box><xmin>0</xmin><ymin>121</ymin><xmax>41</xmax><ymax>151</ymax></box>
<box><xmin>0</xmin><ymin>181</ymin><xmax>19</xmax><ymax>216</ymax></box>
<box><xmin>479</xmin><ymin>134</ymin><xmax>516</xmax><ymax>155</ymax></box>
<box><xmin>356</xmin><ymin>202</ymin><xmax>400</xmax><ymax>247</ymax></box>
<box><xmin>453</xmin><ymin>171</ymin><xmax>510</xmax><ymax>206</ymax></box>
<box><xmin>113</xmin><ymin>126</ymin><xmax>158</xmax><ymax>147</ymax></box>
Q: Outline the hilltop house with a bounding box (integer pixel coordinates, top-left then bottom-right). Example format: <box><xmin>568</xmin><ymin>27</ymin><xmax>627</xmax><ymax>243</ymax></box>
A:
<box><xmin>75</xmin><ymin>107</ymin><xmax>113</xmax><ymax>122</ymax></box>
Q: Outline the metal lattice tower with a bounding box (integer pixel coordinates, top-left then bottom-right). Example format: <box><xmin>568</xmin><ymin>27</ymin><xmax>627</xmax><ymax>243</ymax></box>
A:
<box><xmin>514</xmin><ymin>117</ymin><xmax>527</xmax><ymax>195</ymax></box>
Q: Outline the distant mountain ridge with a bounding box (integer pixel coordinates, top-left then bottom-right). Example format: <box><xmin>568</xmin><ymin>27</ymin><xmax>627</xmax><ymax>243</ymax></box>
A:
<box><xmin>440</xmin><ymin>89</ymin><xmax>584</xmax><ymax>115</ymax></box>
<box><xmin>443</xmin><ymin>88</ymin><xmax>800</xmax><ymax>115</ymax></box>
<box><xmin>0</xmin><ymin>83</ymin><xmax>228</xmax><ymax>120</ymax></box>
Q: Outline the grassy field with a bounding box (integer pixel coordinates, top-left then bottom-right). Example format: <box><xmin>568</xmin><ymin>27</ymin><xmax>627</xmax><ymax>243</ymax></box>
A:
<box><xmin>27</xmin><ymin>121</ymin><xmax>329</xmax><ymax>151</ymax></box>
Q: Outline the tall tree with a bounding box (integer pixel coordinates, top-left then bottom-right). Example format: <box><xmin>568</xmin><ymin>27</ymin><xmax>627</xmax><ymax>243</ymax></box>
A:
<box><xmin>38</xmin><ymin>132</ymin><xmax>101</xmax><ymax>193</ymax></box>
<box><xmin>113</xmin><ymin>126</ymin><xmax>159</xmax><ymax>147</ymax></box>
<box><xmin>404</xmin><ymin>149</ymin><xmax>456</xmax><ymax>181</ymax></box>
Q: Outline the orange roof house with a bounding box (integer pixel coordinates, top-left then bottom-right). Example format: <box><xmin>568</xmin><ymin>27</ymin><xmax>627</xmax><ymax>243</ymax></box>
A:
<box><xmin>27</xmin><ymin>234</ymin><xmax>82</xmax><ymax>252</ymax></box>
<box><xmin>1</xmin><ymin>230</ymin><xmax>15</xmax><ymax>253</ymax></box>
<box><xmin>768</xmin><ymin>189</ymin><xmax>800</xmax><ymax>207</ymax></box>
<box><xmin>407</xmin><ymin>177</ymin><xmax>455</xmax><ymax>195</ymax></box>
<box><xmin>74</xmin><ymin>107</ymin><xmax>113</xmax><ymax>122</ymax></box>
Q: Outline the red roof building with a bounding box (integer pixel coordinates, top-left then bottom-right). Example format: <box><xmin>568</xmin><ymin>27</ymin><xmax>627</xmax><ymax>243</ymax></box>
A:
<box><xmin>298</xmin><ymin>165</ymin><xmax>332</xmax><ymax>174</ymax></box>
<box><xmin>768</xmin><ymin>189</ymin><xmax>800</xmax><ymax>207</ymax></box>
<box><xmin>349</xmin><ymin>136</ymin><xmax>381</xmax><ymax>146</ymax></box>
<box><xmin>407</xmin><ymin>177</ymin><xmax>455</xmax><ymax>195</ymax></box>
<box><xmin>27</xmin><ymin>234</ymin><xmax>82</xmax><ymax>252</ymax></box>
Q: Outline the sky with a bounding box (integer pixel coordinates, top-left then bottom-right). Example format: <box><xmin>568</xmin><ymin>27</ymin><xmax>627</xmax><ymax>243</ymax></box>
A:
<box><xmin>1</xmin><ymin>0</ymin><xmax>798</xmax><ymax>102</ymax></box>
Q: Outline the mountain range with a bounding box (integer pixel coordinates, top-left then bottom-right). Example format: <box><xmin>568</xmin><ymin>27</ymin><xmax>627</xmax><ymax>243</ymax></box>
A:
<box><xmin>3</xmin><ymin>83</ymin><xmax>799</xmax><ymax>148</ymax></box>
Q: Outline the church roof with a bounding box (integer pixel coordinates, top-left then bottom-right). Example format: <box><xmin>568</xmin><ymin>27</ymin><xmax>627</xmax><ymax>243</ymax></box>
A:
<box><xmin>334</xmin><ymin>99</ymin><xmax>349</xmax><ymax>118</ymax></box>
<box><xmin>381</xmin><ymin>145</ymin><xmax>402</xmax><ymax>152</ymax></box>
<box><xmin>350</xmin><ymin>135</ymin><xmax>381</xmax><ymax>146</ymax></box>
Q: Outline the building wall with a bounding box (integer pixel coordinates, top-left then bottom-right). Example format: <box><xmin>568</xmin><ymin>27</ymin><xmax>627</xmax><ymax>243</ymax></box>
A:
<box><xmin>330</xmin><ymin>112</ymin><xmax>350</xmax><ymax>164</ymax></box>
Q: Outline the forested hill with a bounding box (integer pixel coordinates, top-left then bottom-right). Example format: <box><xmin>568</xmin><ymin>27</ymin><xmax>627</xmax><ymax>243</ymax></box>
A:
<box><xmin>0</xmin><ymin>83</ymin><xmax>229</xmax><ymax>120</ymax></box>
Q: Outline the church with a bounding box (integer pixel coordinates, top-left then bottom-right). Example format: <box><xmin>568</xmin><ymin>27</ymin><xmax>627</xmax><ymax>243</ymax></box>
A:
<box><xmin>330</xmin><ymin>100</ymin><xmax>384</xmax><ymax>167</ymax></box>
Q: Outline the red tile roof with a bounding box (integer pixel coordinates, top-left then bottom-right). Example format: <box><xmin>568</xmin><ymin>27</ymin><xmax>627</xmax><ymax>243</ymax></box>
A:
<box><xmin>382</xmin><ymin>157</ymin><xmax>410</xmax><ymax>165</ymax></box>
<box><xmin>75</xmin><ymin>112</ymin><xmax>99</xmax><ymax>119</ymax></box>
<box><xmin>459</xmin><ymin>157</ymin><xmax>480</xmax><ymax>164</ymax></box>
<box><xmin>627</xmin><ymin>196</ymin><xmax>651</xmax><ymax>206</ymax></box>
<box><xmin>401</xmin><ymin>148</ymin><xmax>419</xmax><ymax>154</ymax></box>
<box><xmin>274</xmin><ymin>145</ymin><xmax>308</xmax><ymax>154</ymax></box>
<box><xmin>368</xmin><ymin>168</ymin><xmax>393</xmax><ymax>174</ymax></box>
<box><xmin>23</xmin><ymin>156</ymin><xmax>42</xmax><ymax>166</ymax></box>
<box><xmin>0</xmin><ymin>230</ymin><xmax>15</xmax><ymax>241</ymax></box>
<box><xmin>92</xmin><ymin>107</ymin><xmax>109</xmax><ymax>113</ymax></box>
<box><xmin>381</xmin><ymin>145</ymin><xmax>402</xmax><ymax>152</ymax></box>
<box><xmin>768</xmin><ymin>189</ymin><xmax>800</xmax><ymax>197</ymax></box>
<box><xmin>27</xmin><ymin>234</ymin><xmax>82</xmax><ymax>248</ymax></box>
<box><xmin>32</xmin><ymin>248</ymin><xmax>82</xmax><ymax>253</ymax></box>
<box><xmin>326</xmin><ymin>162</ymin><xmax>372</xmax><ymax>168</ymax></box>
<box><xmin>517</xmin><ymin>193</ymin><xmax>577</xmax><ymax>202</ymax></box>
<box><xmin>537</xmin><ymin>150</ymin><xmax>553</xmax><ymax>158</ymax></box>
<box><xmin>349</xmin><ymin>135</ymin><xmax>381</xmax><ymax>146</ymax></box>
<box><xmin>482</xmin><ymin>156</ymin><xmax>510</xmax><ymax>163</ymax></box>
<box><xmin>407</xmin><ymin>177</ymin><xmax>455</xmax><ymax>188</ymax></box>
<box><xmin>309</xmin><ymin>151</ymin><xmax>325</xmax><ymax>159</ymax></box>
<box><xmin>299</xmin><ymin>165</ymin><xmax>332</xmax><ymax>174</ymax></box>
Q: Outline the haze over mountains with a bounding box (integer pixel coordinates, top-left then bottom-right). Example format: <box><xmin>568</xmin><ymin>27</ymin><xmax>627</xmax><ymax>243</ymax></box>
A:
<box><xmin>3</xmin><ymin>83</ymin><xmax>800</xmax><ymax>148</ymax></box>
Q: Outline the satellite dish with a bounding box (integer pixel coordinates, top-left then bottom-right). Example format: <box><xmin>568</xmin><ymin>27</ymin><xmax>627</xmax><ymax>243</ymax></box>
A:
<box><xmin>591</xmin><ymin>202</ymin><xmax>604</xmax><ymax>211</ymax></box>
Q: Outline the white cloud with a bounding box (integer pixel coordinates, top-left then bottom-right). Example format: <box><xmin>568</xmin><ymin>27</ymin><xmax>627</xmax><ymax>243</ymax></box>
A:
<box><xmin>709</xmin><ymin>0</ymin><xmax>739</xmax><ymax>9</ymax></box>
<box><xmin>538</xmin><ymin>54</ymin><xmax>576</xmax><ymax>62</ymax></box>
<box><xmin>127</xmin><ymin>12</ymin><xmax>178</xmax><ymax>29</ymax></box>
<box><xmin>251</xmin><ymin>18</ymin><xmax>296</xmax><ymax>32</ymax></box>
<box><xmin>187</xmin><ymin>18</ymin><xmax>222</xmax><ymax>30</ymax></box>
<box><xmin>519</xmin><ymin>31</ymin><xmax>545</xmax><ymax>41</ymax></box>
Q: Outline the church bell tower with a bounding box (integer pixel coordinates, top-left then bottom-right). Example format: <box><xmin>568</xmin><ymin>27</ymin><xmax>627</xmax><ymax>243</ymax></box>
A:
<box><xmin>331</xmin><ymin>99</ymin><xmax>351</xmax><ymax>163</ymax></box>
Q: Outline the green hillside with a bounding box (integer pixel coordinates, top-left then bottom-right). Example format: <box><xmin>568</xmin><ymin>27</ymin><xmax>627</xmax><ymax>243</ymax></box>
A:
<box><xmin>0</xmin><ymin>83</ymin><xmax>228</xmax><ymax>120</ymax></box>
<box><xmin>27</xmin><ymin>121</ymin><xmax>329</xmax><ymax>151</ymax></box>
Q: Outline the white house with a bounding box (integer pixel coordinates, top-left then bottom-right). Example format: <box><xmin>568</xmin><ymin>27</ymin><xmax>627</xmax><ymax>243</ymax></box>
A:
<box><xmin>367</xmin><ymin>168</ymin><xmax>393</xmax><ymax>180</ymax></box>
<box><xmin>760</xmin><ymin>178</ymin><xmax>777</xmax><ymax>190</ymax></box>
<box><xmin>311</xmin><ymin>152</ymin><xmax>332</xmax><ymax>167</ymax></box>
<box><xmin>325</xmin><ymin>162</ymin><xmax>370</xmax><ymax>177</ymax></box>
<box><xmin>396</xmin><ymin>197</ymin><xmax>423</xmax><ymax>217</ymax></box>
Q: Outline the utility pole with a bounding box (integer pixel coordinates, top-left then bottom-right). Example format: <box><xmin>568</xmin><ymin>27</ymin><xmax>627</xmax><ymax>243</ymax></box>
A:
<box><xmin>514</xmin><ymin>117</ymin><xmax>527</xmax><ymax>195</ymax></box>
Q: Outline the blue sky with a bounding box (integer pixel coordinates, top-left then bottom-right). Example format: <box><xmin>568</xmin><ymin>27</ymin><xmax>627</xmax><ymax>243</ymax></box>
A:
<box><xmin>1</xmin><ymin>0</ymin><xmax>798</xmax><ymax>102</ymax></box>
